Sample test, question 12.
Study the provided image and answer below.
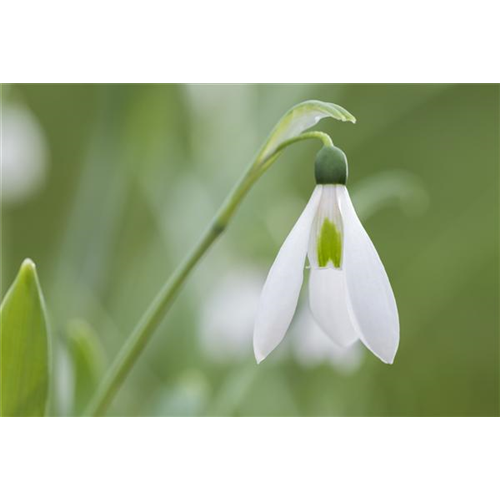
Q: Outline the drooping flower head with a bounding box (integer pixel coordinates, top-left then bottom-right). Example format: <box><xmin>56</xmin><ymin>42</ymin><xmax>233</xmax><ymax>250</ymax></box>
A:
<box><xmin>254</xmin><ymin>145</ymin><xmax>399</xmax><ymax>364</ymax></box>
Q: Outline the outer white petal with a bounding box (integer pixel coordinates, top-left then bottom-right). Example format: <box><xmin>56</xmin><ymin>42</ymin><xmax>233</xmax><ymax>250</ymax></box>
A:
<box><xmin>309</xmin><ymin>269</ymin><xmax>359</xmax><ymax>348</ymax></box>
<box><xmin>253</xmin><ymin>186</ymin><xmax>322</xmax><ymax>363</ymax></box>
<box><xmin>338</xmin><ymin>185</ymin><xmax>400</xmax><ymax>364</ymax></box>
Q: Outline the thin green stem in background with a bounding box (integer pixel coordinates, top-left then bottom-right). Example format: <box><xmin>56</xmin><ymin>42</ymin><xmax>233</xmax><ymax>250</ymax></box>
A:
<box><xmin>85</xmin><ymin>131</ymin><xmax>333</xmax><ymax>416</ymax></box>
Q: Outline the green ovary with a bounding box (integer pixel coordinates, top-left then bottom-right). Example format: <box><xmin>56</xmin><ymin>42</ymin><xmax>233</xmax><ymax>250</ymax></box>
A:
<box><xmin>316</xmin><ymin>218</ymin><xmax>342</xmax><ymax>268</ymax></box>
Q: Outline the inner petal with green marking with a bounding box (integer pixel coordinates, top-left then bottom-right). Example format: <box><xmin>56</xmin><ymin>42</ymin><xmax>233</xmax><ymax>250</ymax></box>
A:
<box><xmin>316</xmin><ymin>218</ymin><xmax>342</xmax><ymax>268</ymax></box>
<box><xmin>307</xmin><ymin>185</ymin><xmax>344</xmax><ymax>270</ymax></box>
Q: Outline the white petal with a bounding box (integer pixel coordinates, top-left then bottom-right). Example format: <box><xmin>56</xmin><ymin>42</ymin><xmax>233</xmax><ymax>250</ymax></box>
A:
<box><xmin>309</xmin><ymin>269</ymin><xmax>359</xmax><ymax>347</ymax></box>
<box><xmin>338</xmin><ymin>186</ymin><xmax>400</xmax><ymax>364</ymax></box>
<box><xmin>307</xmin><ymin>184</ymin><xmax>344</xmax><ymax>269</ymax></box>
<box><xmin>253</xmin><ymin>186</ymin><xmax>322</xmax><ymax>363</ymax></box>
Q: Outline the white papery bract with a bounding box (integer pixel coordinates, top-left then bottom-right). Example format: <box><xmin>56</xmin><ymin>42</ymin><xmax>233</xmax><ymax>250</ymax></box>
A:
<box><xmin>253</xmin><ymin>184</ymin><xmax>399</xmax><ymax>364</ymax></box>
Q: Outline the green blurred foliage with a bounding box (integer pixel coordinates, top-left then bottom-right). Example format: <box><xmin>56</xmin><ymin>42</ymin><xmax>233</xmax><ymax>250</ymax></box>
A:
<box><xmin>2</xmin><ymin>84</ymin><xmax>498</xmax><ymax>416</ymax></box>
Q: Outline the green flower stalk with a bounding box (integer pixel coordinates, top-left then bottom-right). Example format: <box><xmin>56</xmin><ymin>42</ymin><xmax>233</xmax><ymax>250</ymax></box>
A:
<box><xmin>86</xmin><ymin>100</ymin><xmax>355</xmax><ymax>416</ymax></box>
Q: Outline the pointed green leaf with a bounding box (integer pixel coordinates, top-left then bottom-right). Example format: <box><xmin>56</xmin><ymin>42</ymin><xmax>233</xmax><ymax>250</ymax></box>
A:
<box><xmin>0</xmin><ymin>259</ymin><xmax>50</xmax><ymax>416</ymax></box>
<box><xmin>66</xmin><ymin>319</ymin><xmax>106</xmax><ymax>416</ymax></box>
<box><xmin>258</xmin><ymin>100</ymin><xmax>356</xmax><ymax>162</ymax></box>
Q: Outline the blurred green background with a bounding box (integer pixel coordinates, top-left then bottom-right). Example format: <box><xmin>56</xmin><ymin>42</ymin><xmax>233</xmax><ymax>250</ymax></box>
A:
<box><xmin>2</xmin><ymin>84</ymin><xmax>499</xmax><ymax>416</ymax></box>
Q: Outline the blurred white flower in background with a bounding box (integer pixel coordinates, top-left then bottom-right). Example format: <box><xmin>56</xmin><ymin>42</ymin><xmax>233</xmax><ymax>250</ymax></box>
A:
<box><xmin>52</xmin><ymin>343</ymin><xmax>74</xmax><ymax>417</ymax></box>
<box><xmin>2</xmin><ymin>101</ymin><xmax>49</xmax><ymax>205</ymax></box>
<box><xmin>290</xmin><ymin>306</ymin><xmax>364</xmax><ymax>374</ymax></box>
<box><xmin>199</xmin><ymin>266</ymin><xmax>265</xmax><ymax>363</ymax></box>
<box><xmin>184</xmin><ymin>84</ymin><xmax>258</xmax><ymax>180</ymax></box>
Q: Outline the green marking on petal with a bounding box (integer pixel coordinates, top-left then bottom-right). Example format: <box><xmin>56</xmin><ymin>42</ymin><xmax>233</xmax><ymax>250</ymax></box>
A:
<box><xmin>317</xmin><ymin>218</ymin><xmax>342</xmax><ymax>268</ymax></box>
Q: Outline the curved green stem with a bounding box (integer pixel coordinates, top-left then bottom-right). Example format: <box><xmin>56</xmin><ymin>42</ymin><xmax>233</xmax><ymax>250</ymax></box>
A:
<box><xmin>85</xmin><ymin>131</ymin><xmax>332</xmax><ymax>416</ymax></box>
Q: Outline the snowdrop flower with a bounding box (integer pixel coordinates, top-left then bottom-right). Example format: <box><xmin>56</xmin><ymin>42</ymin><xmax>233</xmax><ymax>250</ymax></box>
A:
<box><xmin>254</xmin><ymin>145</ymin><xmax>399</xmax><ymax>364</ymax></box>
